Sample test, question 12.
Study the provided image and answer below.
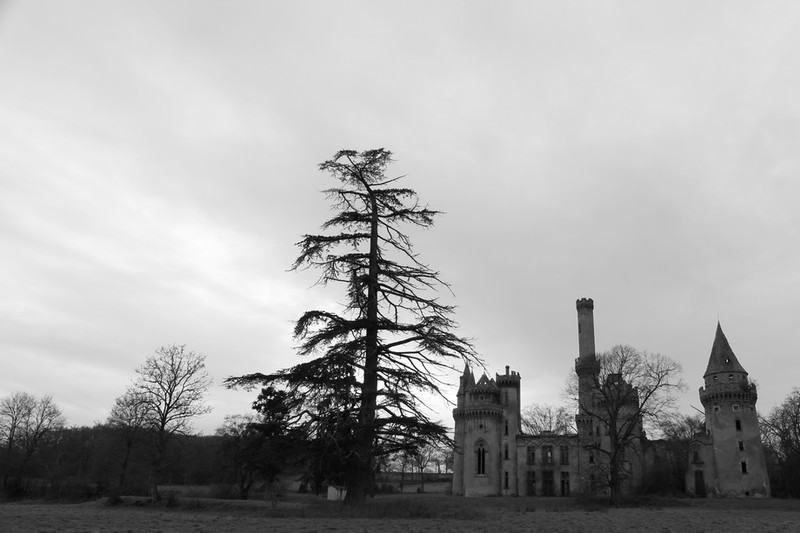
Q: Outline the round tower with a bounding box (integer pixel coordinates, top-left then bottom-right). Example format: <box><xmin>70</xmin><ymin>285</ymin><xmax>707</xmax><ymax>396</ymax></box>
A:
<box><xmin>698</xmin><ymin>323</ymin><xmax>769</xmax><ymax>497</ymax></box>
<box><xmin>574</xmin><ymin>298</ymin><xmax>600</xmax><ymax>410</ymax></box>
<box><xmin>496</xmin><ymin>366</ymin><xmax>521</xmax><ymax>495</ymax></box>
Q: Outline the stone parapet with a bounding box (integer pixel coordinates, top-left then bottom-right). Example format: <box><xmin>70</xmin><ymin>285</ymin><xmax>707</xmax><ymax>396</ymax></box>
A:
<box><xmin>699</xmin><ymin>381</ymin><xmax>758</xmax><ymax>406</ymax></box>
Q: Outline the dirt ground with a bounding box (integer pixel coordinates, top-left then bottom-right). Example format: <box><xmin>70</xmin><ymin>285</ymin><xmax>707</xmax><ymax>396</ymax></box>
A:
<box><xmin>1</xmin><ymin>495</ymin><xmax>799</xmax><ymax>533</ymax></box>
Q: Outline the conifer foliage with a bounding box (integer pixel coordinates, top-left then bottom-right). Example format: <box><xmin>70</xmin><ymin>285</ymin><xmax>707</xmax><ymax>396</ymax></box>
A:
<box><xmin>226</xmin><ymin>149</ymin><xmax>477</xmax><ymax>503</ymax></box>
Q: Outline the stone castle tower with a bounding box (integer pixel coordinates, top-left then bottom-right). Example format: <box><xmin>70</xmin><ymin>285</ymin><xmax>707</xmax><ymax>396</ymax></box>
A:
<box><xmin>452</xmin><ymin>364</ymin><xmax>521</xmax><ymax>496</ymax></box>
<box><xmin>688</xmin><ymin>323</ymin><xmax>770</xmax><ymax>497</ymax></box>
<box><xmin>573</xmin><ymin>298</ymin><xmax>644</xmax><ymax>495</ymax></box>
<box><xmin>573</xmin><ymin>298</ymin><xmax>602</xmax><ymax>493</ymax></box>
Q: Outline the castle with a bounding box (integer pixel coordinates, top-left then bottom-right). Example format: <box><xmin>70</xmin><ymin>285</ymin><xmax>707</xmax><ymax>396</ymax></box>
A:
<box><xmin>452</xmin><ymin>298</ymin><xmax>770</xmax><ymax>497</ymax></box>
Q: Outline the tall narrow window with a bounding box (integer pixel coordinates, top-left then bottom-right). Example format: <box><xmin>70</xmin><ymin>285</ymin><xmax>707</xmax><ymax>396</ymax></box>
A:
<box><xmin>527</xmin><ymin>446</ymin><xmax>535</xmax><ymax>465</ymax></box>
<box><xmin>476</xmin><ymin>442</ymin><xmax>487</xmax><ymax>475</ymax></box>
<box><xmin>504</xmin><ymin>420</ymin><xmax>508</xmax><ymax>436</ymax></box>
<box><xmin>504</xmin><ymin>471</ymin><xmax>509</xmax><ymax>489</ymax></box>
<box><xmin>735</xmin><ymin>419</ymin><xmax>742</xmax><ymax>431</ymax></box>
<box><xmin>504</xmin><ymin>443</ymin><xmax>509</xmax><ymax>460</ymax></box>
<box><xmin>560</xmin><ymin>445</ymin><xmax>569</xmax><ymax>465</ymax></box>
<box><xmin>542</xmin><ymin>445</ymin><xmax>553</xmax><ymax>464</ymax></box>
<box><xmin>560</xmin><ymin>472</ymin><xmax>570</xmax><ymax>496</ymax></box>
<box><xmin>738</xmin><ymin>440</ymin><xmax>744</xmax><ymax>451</ymax></box>
<box><xmin>741</xmin><ymin>461</ymin><xmax>748</xmax><ymax>474</ymax></box>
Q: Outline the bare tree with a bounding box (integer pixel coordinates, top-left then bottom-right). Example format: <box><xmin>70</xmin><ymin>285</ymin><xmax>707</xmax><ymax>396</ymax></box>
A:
<box><xmin>226</xmin><ymin>149</ymin><xmax>478</xmax><ymax>503</ymax></box>
<box><xmin>107</xmin><ymin>389</ymin><xmax>149</xmax><ymax>492</ymax></box>
<box><xmin>0</xmin><ymin>392</ymin><xmax>65</xmax><ymax>489</ymax></box>
<box><xmin>568</xmin><ymin>344</ymin><xmax>685</xmax><ymax>504</ymax></box>
<box><xmin>761</xmin><ymin>388</ymin><xmax>800</xmax><ymax>497</ymax></box>
<box><xmin>409</xmin><ymin>444</ymin><xmax>436</xmax><ymax>492</ymax></box>
<box><xmin>130</xmin><ymin>344</ymin><xmax>212</xmax><ymax>501</ymax></box>
<box><xmin>657</xmin><ymin>413</ymin><xmax>704</xmax><ymax>441</ymax></box>
<box><xmin>521</xmin><ymin>403</ymin><xmax>575</xmax><ymax>435</ymax></box>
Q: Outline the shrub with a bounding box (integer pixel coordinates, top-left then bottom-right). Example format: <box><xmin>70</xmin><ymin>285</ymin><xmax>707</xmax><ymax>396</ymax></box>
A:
<box><xmin>165</xmin><ymin>492</ymin><xmax>179</xmax><ymax>508</ymax></box>
<box><xmin>105</xmin><ymin>493</ymin><xmax>123</xmax><ymax>506</ymax></box>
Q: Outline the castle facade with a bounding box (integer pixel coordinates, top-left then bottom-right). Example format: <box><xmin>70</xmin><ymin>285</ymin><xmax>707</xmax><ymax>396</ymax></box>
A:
<box><xmin>452</xmin><ymin>298</ymin><xmax>770</xmax><ymax>497</ymax></box>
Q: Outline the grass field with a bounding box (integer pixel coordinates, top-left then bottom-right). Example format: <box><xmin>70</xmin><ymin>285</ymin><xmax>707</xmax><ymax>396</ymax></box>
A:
<box><xmin>2</xmin><ymin>492</ymin><xmax>799</xmax><ymax>532</ymax></box>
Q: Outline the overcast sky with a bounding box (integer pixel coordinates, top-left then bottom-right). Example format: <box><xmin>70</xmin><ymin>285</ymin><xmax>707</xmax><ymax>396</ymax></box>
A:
<box><xmin>2</xmin><ymin>1</ymin><xmax>799</xmax><ymax>435</ymax></box>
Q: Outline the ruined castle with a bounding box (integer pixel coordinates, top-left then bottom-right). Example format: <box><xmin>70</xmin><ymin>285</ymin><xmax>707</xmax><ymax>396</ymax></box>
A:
<box><xmin>452</xmin><ymin>298</ymin><xmax>770</xmax><ymax>497</ymax></box>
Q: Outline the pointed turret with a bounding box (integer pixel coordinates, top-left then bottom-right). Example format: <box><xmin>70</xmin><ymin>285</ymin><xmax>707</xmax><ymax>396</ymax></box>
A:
<box><xmin>694</xmin><ymin>321</ymin><xmax>770</xmax><ymax>498</ymax></box>
<box><xmin>457</xmin><ymin>362</ymin><xmax>471</xmax><ymax>394</ymax></box>
<box><xmin>703</xmin><ymin>322</ymin><xmax>748</xmax><ymax>379</ymax></box>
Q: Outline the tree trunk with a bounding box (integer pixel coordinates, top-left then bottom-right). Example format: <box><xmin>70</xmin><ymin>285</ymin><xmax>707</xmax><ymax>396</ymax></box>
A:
<box><xmin>118</xmin><ymin>444</ymin><xmax>131</xmax><ymax>493</ymax></box>
<box><xmin>344</xmin><ymin>187</ymin><xmax>380</xmax><ymax>505</ymax></box>
<box><xmin>150</xmin><ymin>430</ymin><xmax>167</xmax><ymax>501</ymax></box>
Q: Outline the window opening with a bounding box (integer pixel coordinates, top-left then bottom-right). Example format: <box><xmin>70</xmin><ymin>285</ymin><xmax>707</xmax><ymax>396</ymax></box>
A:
<box><xmin>542</xmin><ymin>445</ymin><xmax>553</xmax><ymax>464</ymax></box>
<box><xmin>560</xmin><ymin>445</ymin><xmax>569</xmax><ymax>465</ymax></box>
<box><xmin>476</xmin><ymin>442</ymin><xmax>487</xmax><ymax>475</ymax></box>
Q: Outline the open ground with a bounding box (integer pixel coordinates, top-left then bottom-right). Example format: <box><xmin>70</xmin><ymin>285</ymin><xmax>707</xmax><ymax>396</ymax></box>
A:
<box><xmin>2</xmin><ymin>493</ymin><xmax>800</xmax><ymax>533</ymax></box>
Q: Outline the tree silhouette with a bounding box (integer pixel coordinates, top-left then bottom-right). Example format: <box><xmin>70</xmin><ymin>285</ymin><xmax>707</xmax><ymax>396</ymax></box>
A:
<box><xmin>521</xmin><ymin>403</ymin><xmax>575</xmax><ymax>435</ymax></box>
<box><xmin>568</xmin><ymin>344</ymin><xmax>684</xmax><ymax>504</ymax></box>
<box><xmin>129</xmin><ymin>344</ymin><xmax>212</xmax><ymax>501</ymax></box>
<box><xmin>761</xmin><ymin>388</ymin><xmax>800</xmax><ymax>497</ymax></box>
<box><xmin>0</xmin><ymin>392</ymin><xmax>65</xmax><ymax>491</ymax></box>
<box><xmin>226</xmin><ymin>149</ymin><xmax>477</xmax><ymax>503</ymax></box>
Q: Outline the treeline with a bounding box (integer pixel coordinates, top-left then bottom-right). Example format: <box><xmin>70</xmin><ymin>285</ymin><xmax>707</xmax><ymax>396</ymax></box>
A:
<box><xmin>0</xmin><ymin>417</ymin><xmax>224</xmax><ymax>499</ymax></box>
<box><xmin>0</xmin><ymin>385</ymin><xmax>452</xmax><ymax>501</ymax></box>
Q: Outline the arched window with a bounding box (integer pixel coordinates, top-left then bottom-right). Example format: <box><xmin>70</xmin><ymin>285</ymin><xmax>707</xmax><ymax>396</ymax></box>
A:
<box><xmin>475</xmin><ymin>441</ymin><xmax>487</xmax><ymax>475</ymax></box>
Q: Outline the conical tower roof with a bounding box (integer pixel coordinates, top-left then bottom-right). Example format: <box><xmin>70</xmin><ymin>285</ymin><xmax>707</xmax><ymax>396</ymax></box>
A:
<box><xmin>703</xmin><ymin>322</ymin><xmax>748</xmax><ymax>378</ymax></box>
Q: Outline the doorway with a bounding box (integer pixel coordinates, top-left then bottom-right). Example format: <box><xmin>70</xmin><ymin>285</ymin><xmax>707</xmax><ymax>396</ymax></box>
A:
<box><xmin>694</xmin><ymin>470</ymin><xmax>706</xmax><ymax>497</ymax></box>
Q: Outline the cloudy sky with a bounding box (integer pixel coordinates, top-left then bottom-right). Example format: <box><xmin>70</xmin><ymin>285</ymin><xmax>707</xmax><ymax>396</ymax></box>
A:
<box><xmin>2</xmin><ymin>1</ymin><xmax>799</xmax><ymax>435</ymax></box>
